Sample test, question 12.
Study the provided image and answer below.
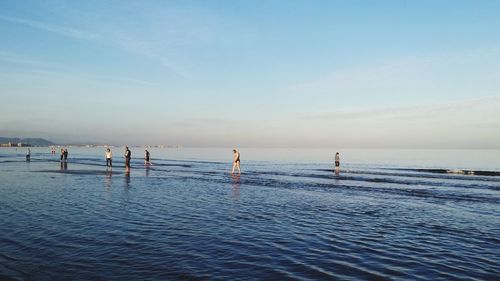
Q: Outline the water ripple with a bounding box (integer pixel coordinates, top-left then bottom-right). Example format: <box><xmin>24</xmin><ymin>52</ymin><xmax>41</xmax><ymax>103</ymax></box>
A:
<box><xmin>0</xmin><ymin>152</ymin><xmax>499</xmax><ymax>280</ymax></box>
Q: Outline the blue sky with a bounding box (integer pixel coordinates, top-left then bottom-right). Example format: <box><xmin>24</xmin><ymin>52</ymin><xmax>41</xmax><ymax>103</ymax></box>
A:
<box><xmin>1</xmin><ymin>0</ymin><xmax>499</xmax><ymax>147</ymax></box>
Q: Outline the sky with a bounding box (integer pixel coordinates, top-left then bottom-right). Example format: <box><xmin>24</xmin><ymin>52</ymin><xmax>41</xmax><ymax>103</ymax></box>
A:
<box><xmin>1</xmin><ymin>0</ymin><xmax>499</xmax><ymax>148</ymax></box>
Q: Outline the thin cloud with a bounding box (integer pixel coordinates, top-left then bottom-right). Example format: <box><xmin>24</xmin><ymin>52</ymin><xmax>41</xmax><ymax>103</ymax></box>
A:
<box><xmin>0</xmin><ymin>66</ymin><xmax>158</xmax><ymax>89</ymax></box>
<box><xmin>304</xmin><ymin>96</ymin><xmax>500</xmax><ymax>121</ymax></box>
<box><xmin>0</xmin><ymin>51</ymin><xmax>65</xmax><ymax>68</ymax></box>
<box><xmin>173</xmin><ymin>117</ymin><xmax>229</xmax><ymax>127</ymax></box>
<box><xmin>284</xmin><ymin>46</ymin><xmax>500</xmax><ymax>99</ymax></box>
<box><xmin>0</xmin><ymin>14</ymin><xmax>97</xmax><ymax>40</ymax></box>
<box><xmin>286</xmin><ymin>56</ymin><xmax>434</xmax><ymax>96</ymax></box>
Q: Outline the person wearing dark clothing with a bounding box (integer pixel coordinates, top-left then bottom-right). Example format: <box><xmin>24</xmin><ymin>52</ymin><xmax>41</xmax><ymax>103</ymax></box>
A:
<box><xmin>334</xmin><ymin>152</ymin><xmax>340</xmax><ymax>175</ymax></box>
<box><xmin>63</xmin><ymin>149</ymin><xmax>68</xmax><ymax>162</ymax></box>
<box><xmin>144</xmin><ymin>149</ymin><xmax>151</xmax><ymax>166</ymax></box>
<box><xmin>124</xmin><ymin>147</ymin><xmax>131</xmax><ymax>171</ymax></box>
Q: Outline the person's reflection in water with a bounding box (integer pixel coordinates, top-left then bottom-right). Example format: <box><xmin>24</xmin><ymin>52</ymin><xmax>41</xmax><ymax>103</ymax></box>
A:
<box><xmin>105</xmin><ymin>169</ymin><xmax>112</xmax><ymax>188</ymax></box>
<box><xmin>334</xmin><ymin>166</ymin><xmax>340</xmax><ymax>184</ymax></box>
<box><xmin>145</xmin><ymin>165</ymin><xmax>150</xmax><ymax>177</ymax></box>
<box><xmin>60</xmin><ymin>161</ymin><xmax>68</xmax><ymax>171</ymax></box>
<box><xmin>125</xmin><ymin>170</ymin><xmax>131</xmax><ymax>188</ymax></box>
<box><xmin>231</xmin><ymin>174</ymin><xmax>241</xmax><ymax>201</ymax></box>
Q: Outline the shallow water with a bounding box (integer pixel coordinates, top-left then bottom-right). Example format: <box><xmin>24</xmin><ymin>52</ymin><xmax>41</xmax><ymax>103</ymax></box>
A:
<box><xmin>1</xmin><ymin>148</ymin><xmax>499</xmax><ymax>280</ymax></box>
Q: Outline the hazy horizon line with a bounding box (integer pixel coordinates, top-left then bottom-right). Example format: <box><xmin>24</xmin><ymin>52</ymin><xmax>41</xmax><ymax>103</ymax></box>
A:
<box><xmin>1</xmin><ymin>135</ymin><xmax>499</xmax><ymax>150</ymax></box>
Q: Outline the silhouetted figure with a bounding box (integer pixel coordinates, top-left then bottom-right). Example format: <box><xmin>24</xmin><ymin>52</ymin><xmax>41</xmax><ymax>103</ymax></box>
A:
<box><xmin>334</xmin><ymin>152</ymin><xmax>340</xmax><ymax>174</ymax></box>
<box><xmin>60</xmin><ymin>148</ymin><xmax>64</xmax><ymax>162</ymax></box>
<box><xmin>124</xmin><ymin>146</ymin><xmax>131</xmax><ymax>172</ymax></box>
<box><xmin>144</xmin><ymin>149</ymin><xmax>151</xmax><ymax>166</ymax></box>
<box><xmin>63</xmin><ymin>149</ymin><xmax>68</xmax><ymax>162</ymax></box>
<box><xmin>26</xmin><ymin>148</ymin><xmax>31</xmax><ymax>162</ymax></box>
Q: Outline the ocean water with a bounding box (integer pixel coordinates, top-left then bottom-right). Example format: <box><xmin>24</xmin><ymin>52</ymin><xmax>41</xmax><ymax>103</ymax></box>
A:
<box><xmin>0</xmin><ymin>147</ymin><xmax>499</xmax><ymax>280</ymax></box>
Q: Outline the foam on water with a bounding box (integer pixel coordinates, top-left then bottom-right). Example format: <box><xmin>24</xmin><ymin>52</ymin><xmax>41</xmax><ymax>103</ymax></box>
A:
<box><xmin>0</xmin><ymin>148</ymin><xmax>499</xmax><ymax>280</ymax></box>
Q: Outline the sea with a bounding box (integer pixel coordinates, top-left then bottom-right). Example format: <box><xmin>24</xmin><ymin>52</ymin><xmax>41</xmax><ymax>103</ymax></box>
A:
<box><xmin>0</xmin><ymin>147</ymin><xmax>499</xmax><ymax>280</ymax></box>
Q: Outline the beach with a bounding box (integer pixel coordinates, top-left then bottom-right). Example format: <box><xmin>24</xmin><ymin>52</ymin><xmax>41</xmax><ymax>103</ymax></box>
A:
<box><xmin>0</xmin><ymin>147</ymin><xmax>499</xmax><ymax>280</ymax></box>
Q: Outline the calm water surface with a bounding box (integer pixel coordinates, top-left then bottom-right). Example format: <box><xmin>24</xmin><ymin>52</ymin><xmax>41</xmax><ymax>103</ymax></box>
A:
<box><xmin>0</xmin><ymin>148</ymin><xmax>499</xmax><ymax>280</ymax></box>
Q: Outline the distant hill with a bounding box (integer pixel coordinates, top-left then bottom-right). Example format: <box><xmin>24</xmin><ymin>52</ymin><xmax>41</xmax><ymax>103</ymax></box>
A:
<box><xmin>0</xmin><ymin>137</ymin><xmax>55</xmax><ymax>146</ymax></box>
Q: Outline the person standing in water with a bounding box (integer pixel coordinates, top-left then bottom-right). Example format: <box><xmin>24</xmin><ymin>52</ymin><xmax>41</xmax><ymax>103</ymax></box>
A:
<box><xmin>231</xmin><ymin>148</ymin><xmax>241</xmax><ymax>174</ymax></box>
<box><xmin>124</xmin><ymin>146</ymin><xmax>131</xmax><ymax>171</ymax></box>
<box><xmin>334</xmin><ymin>152</ymin><xmax>340</xmax><ymax>173</ymax></box>
<box><xmin>63</xmin><ymin>149</ymin><xmax>68</xmax><ymax>162</ymax></box>
<box><xmin>26</xmin><ymin>148</ymin><xmax>31</xmax><ymax>161</ymax></box>
<box><xmin>60</xmin><ymin>148</ymin><xmax>64</xmax><ymax>162</ymax></box>
<box><xmin>105</xmin><ymin>148</ymin><xmax>113</xmax><ymax>167</ymax></box>
<box><xmin>144</xmin><ymin>149</ymin><xmax>151</xmax><ymax>166</ymax></box>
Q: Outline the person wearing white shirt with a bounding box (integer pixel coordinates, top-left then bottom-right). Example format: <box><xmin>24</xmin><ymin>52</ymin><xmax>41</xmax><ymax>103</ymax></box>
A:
<box><xmin>105</xmin><ymin>148</ymin><xmax>113</xmax><ymax>167</ymax></box>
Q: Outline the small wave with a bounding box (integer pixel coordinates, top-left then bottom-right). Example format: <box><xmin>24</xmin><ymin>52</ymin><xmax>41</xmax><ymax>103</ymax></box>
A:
<box><xmin>34</xmin><ymin>169</ymin><xmax>125</xmax><ymax>176</ymax></box>
<box><xmin>149</xmin><ymin>163</ymin><xmax>192</xmax><ymax>168</ymax></box>
<box><xmin>395</xmin><ymin>168</ymin><xmax>500</xmax><ymax>177</ymax></box>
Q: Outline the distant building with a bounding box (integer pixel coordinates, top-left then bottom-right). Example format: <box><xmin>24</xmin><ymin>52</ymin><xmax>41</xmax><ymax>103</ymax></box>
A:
<box><xmin>0</xmin><ymin>142</ymin><xmax>31</xmax><ymax>147</ymax></box>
